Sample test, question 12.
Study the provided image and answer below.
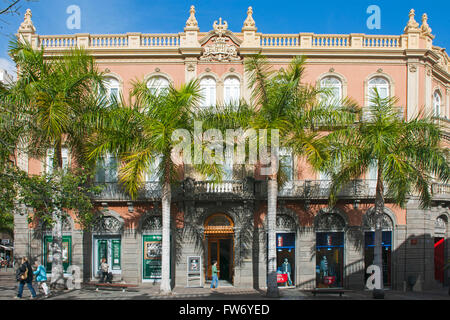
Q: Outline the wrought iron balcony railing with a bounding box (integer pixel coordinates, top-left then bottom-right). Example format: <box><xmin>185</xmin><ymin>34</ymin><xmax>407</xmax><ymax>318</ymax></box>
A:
<box><xmin>92</xmin><ymin>182</ymin><xmax>162</xmax><ymax>201</ymax></box>
<box><xmin>277</xmin><ymin>180</ymin><xmax>380</xmax><ymax>199</ymax></box>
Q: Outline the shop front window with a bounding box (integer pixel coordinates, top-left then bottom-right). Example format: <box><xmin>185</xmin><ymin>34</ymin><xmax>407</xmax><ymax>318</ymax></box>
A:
<box><xmin>364</xmin><ymin>231</ymin><xmax>392</xmax><ymax>287</ymax></box>
<box><xmin>43</xmin><ymin>235</ymin><xmax>72</xmax><ymax>273</ymax></box>
<box><xmin>276</xmin><ymin>232</ymin><xmax>295</xmax><ymax>287</ymax></box>
<box><xmin>316</xmin><ymin>232</ymin><xmax>344</xmax><ymax>288</ymax></box>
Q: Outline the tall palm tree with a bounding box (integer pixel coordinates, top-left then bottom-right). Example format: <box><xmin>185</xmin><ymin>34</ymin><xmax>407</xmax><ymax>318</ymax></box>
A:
<box><xmin>326</xmin><ymin>90</ymin><xmax>450</xmax><ymax>294</ymax></box>
<box><xmin>9</xmin><ymin>39</ymin><xmax>104</xmax><ymax>288</ymax></box>
<box><xmin>88</xmin><ymin>79</ymin><xmax>222</xmax><ymax>294</ymax></box>
<box><xmin>244</xmin><ymin>54</ymin><xmax>357</xmax><ymax>297</ymax></box>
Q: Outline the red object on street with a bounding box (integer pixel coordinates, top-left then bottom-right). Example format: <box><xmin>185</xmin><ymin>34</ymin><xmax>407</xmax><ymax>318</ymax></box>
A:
<box><xmin>324</xmin><ymin>276</ymin><xmax>336</xmax><ymax>285</ymax></box>
<box><xmin>277</xmin><ymin>274</ymin><xmax>288</xmax><ymax>283</ymax></box>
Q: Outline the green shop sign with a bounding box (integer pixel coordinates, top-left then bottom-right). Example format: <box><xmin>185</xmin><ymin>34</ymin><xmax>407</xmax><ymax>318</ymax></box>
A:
<box><xmin>143</xmin><ymin>235</ymin><xmax>162</xmax><ymax>279</ymax></box>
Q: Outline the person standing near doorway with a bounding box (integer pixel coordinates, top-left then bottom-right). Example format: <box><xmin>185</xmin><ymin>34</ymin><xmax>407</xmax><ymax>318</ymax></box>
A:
<box><xmin>210</xmin><ymin>260</ymin><xmax>219</xmax><ymax>290</ymax></box>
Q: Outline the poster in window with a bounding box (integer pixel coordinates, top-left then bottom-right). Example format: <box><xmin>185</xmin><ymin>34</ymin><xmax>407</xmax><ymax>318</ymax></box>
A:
<box><xmin>188</xmin><ymin>256</ymin><xmax>201</xmax><ymax>273</ymax></box>
<box><xmin>112</xmin><ymin>240</ymin><xmax>121</xmax><ymax>270</ymax></box>
<box><xmin>143</xmin><ymin>235</ymin><xmax>162</xmax><ymax>279</ymax></box>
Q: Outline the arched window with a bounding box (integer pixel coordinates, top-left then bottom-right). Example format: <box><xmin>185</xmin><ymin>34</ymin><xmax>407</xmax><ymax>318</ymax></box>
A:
<box><xmin>200</xmin><ymin>77</ymin><xmax>217</xmax><ymax>108</ymax></box>
<box><xmin>434</xmin><ymin>91</ymin><xmax>442</xmax><ymax>118</ymax></box>
<box><xmin>147</xmin><ymin>76</ymin><xmax>170</xmax><ymax>96</ymax></box>
<box><xmin>320</xmin><ymin>76</ymin><xmax>343</xmax><ymax>104</ymax></box>
<box><xmin>224</xmin><ymin>76</ymin><xmax>240</xmax><ymax>105</ymax></box>
<box><xmin>104</xmin><ymin>77</ymin><xmax>120</xmax><ymax>102</ymax></box>
<box><xmin>368</xmin><ymin>77</ymin><xmax>390</xmax><ymax>104</ymax></box>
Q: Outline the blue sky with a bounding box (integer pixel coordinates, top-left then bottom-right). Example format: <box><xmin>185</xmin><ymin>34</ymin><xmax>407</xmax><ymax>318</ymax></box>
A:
<box><xmin>1</xmin><ymin>0</ymin><xmax>449</xmax><ymax>78</ymax></box>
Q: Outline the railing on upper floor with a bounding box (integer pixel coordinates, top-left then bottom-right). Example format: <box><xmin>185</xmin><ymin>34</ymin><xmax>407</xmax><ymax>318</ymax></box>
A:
<box><xmin>277</xmin><ymin>180</ymin><xmax>380</xmax><ymax>199</ymax></box>
<box><xmin>92</xmin><ymin>181</ymin><xmax>162</xmax><ymax>201</ymax></box>
<box><xmin>432</xmin><ymin>183</ymin><xmax>450</xmax><ymax>199</ymax></box>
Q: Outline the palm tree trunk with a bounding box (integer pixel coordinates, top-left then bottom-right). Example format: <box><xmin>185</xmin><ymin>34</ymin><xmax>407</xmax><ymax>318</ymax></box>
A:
<box><xmin>266</xmin><ymin>177</ymin><xmax>279</xmax><ymax>297</ymax></box>
<box><xmin>373</xmin><ymin>166</ymin><xmax>385</xmax><ymax>291</ymax></box>
<box><xmin>159</xmin><ymin>180</ymin><xmax>172</xmax><ymax>294</ymax></box>
<box><xmin>50</xmin><ymin>145</ymin><xmax>65</xmax><ymax>289</ymax></box>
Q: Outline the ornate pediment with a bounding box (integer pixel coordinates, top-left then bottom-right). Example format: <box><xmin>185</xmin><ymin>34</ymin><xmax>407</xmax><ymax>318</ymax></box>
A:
<box><xmin>199</xmin><ymin>18</ymin><xmax>241</xmax><ymax>63</ymax></box>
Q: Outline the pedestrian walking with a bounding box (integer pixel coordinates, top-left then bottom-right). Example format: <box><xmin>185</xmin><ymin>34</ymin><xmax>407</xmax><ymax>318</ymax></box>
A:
<box><xmin>210</xmin><ymin>260</ymin><xmax>219</xmax><ymax>290</ymax></box>
<box><xmin>15</xmin><ymin>257</ymin><xmax>37</xmax><ymax>299</ymax></box>
<box><xmin>33</xmin><ymin>260</ymin><xmax>50</xmax><ymax>297</ymax></box>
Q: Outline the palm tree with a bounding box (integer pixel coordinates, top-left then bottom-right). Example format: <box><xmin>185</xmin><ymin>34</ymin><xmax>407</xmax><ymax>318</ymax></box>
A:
<box><xmin>326</xmin><ymin>90</ymin><xmax>450</xmax><ymax>295</ymax></box>
<box><xmin>244</xmin><ymin>54</ymin><xmax>357</xmax><ymax>297</ymax></box>
<box><xmin>9</xmin><ymin>39</ymin><xmax>104</xmax><ymax>288</ymax></box>
<box><xmin>88</xmin><ymin>78</ymin><xmax>222</xmax><ymax>294</ymax></box>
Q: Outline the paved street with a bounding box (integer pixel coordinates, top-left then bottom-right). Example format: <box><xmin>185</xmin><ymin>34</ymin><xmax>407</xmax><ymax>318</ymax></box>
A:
<box><xmin>0</xmin><ymin>269</ymin><xmax>448</xmax><ymax>300</ymax></box>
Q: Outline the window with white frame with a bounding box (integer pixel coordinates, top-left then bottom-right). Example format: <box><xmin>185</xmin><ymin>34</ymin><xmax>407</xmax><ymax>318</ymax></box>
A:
<box><xmin>224</xmin><ymin>76</ymin><xmax>240</xmax><ymax>105</ymax></box>
<box><xmin>147</xmin><ymin>76</ymin><xmax>170</xmax><ymax>96</ymax></box>
<box><xmin>320</xmin><ymin>76</ymin><xmax>343</xmax><ymax>104</ymax></box>
<box><xmin>200</xmin><ymin>77</ymin><xmax>217</xmax><ymax>108</ymax></box>
<box><xmin>104</xmin><ymin>77</ymin><xmax>120</xmax><ymax>102</ymax></box>
<box><xmin>46</xmin><ymin>148</ymin><xmax>69</xmax><ymax>175</ymax></box>
<box><xmin>368</xmin><ymin>77</ymin><xmax>390</xmax><ymax>104</ymax></box>
<box><xmin>434</xmin><ymin>91</ymin><xmax>442</xmax><ymax>118</ymax></box>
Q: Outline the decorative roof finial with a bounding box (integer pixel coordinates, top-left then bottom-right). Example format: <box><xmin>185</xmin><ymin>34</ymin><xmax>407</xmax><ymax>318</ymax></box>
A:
<box><xmin>421</xmin><ymin>13</ymin><xmax>434</xmax><ymax>38</ymax></box>
<box><xmin>185</xmin><ymin>5</ymin><xmax>199</xmax><ymax>31</ymax></box>
<box><xmin>18</xmin><ymin>8</ymin><xmax>36</xmax><ymax>33</ymax></box>
<box><xmin>404</xmin><ymin>9</ymin><xmax>420</xmax><ymax>33</ymax></box>
<box><xmin>213</xmin><ymin>17</ymin><xmax>228</xmax><ymax>37</ymax></box>
<box><xmin>242</xmin><ymin>6</ymin><xmax>257</xmax><ymax>31</ymax></box>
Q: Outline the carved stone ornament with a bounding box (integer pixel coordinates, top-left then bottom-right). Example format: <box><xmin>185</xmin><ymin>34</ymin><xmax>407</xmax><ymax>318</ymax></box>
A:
<box><xmin>155</xmin><ymin>67</ymin><xmax>161</xmax><ymax>72</ymax></box>
<box><xmin>142</xmin><ymin>215</ymin><xmax>162</xmax><ymax>231</ymax></box>
<box><xmin>93</xmin><ymin>216</ymin><xmax>122</xmax><ymax>233</ymax></box>
<box><xmin>276</xmin><ymin>214</ymin><xmax>296</xmax><ymax>230</ymax></box>
<box><xmin>185</xmin><ymin>5</ymin><xmax>199</xmax><ymax>29</ymax></box>
<box><xmin>435</xmin><ymin>216</ymin><xmax>447</xmax><ymax>231</ymax></box>
<box><xmin>404</xmin><ymin>9</ymin><xmax>420</xmax><ymax>33</ymax></box>
<box><xmin>200</xmin><ymin>18</ymin><xmax>240</xmax><ymax>62</ymax></box>
<box><xmin>315</xmin><ymin>212</ymin><xmax>345</xmax><ymax>231</ymax></box>
<box><xmin>242</xmin><ymin>6</ymin><xmax>256</xmax><ymax>30</ymax></box>
<box><xmin>421</xmin><ymin>13</ymin><xmax>433</xmax><ymax>38</ymax></box>
<box><xmin>363</xmin><ymin>212</ymin><xmax>393</xmax><ymax>230</ymax></box>
<box><xmin>409</xmin><ymin>64</ymin><xmax>417</xmax><ymax>73</ymax></box>
<box><xmin>18</xmin><ymin>9</ymin><xmax>36</xmax><ymax>33</ymax></box>
<box><xmin>187</xmin><ymin>64</ymin><xmax>195</xmax><ymax>72</ymax></box>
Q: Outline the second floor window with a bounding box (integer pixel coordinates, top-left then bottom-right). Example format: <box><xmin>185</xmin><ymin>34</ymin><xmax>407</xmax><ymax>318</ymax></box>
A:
<box><xmin>200</xmin><ymin>77</ymin><xmax>217</xmax><ymax>108</ymax></box>
<box><xmin>46</xmin><ymin>148</ymin><xmax>69</xmax><ymax>175</ymax></box>
<box><xmin>279</xmin><ymin>148</ymin><xmax>293</xmax><ymax>182</ymax></box>
<box><xmin>434</xmin><ymin>91</ymin><xmax>442</xmax><ymax>118</ymax></box>
<box><xmin>95</xmin><ymin>153</ymin><xmax>118</xmax><ymax>183</ymax></box>
<box><xmin>147</xmin><ymin>76</ymin><xmax>170</xmax><ymax>96</ymax></box>
<box><xmin>224</xmin><ymin>76</ymin><xmax>240</xmax><ymax>105</ymax></box>
<box><xmin>368</xmin><ymin>77</ymin><xmax>390</xmax><ymax>104</ymax></box>
<box><xmin>320</xmin><ymin>76</ymin><xmax>342</xmax><ymax>105</ymax></box>
<box><xmin>104</xmin><ymin>77</ymin><xmax>120</xmax><ymax>103</ymax></box>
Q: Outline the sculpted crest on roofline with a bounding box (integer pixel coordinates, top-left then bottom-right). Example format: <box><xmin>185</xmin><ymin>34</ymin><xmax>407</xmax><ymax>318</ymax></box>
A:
<box><xmin>199</xmin><ymin>18</ymin><xmax>241</xmax><ymax>62</ymax></box>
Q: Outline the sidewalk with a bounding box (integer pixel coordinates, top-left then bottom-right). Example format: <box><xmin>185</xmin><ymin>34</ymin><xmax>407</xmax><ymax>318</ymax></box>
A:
<box><xmin>1</xmin><ymin>269</ymin><xmax>449</xmax><ymax>300</ymax></box>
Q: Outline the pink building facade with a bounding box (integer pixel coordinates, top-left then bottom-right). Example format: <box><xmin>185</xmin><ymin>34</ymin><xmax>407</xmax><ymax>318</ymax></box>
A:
<box><xmin>13</xmin><ymin>7</ymin><xmax>450</xmax><ymax>290</ymax></box>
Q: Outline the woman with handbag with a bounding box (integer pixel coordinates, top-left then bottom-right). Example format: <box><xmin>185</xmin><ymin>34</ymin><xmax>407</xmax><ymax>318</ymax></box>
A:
<box><xmin>15</xmin><ymin>257</ymin><xmax>37</xmax><ymax>299</ymax></box>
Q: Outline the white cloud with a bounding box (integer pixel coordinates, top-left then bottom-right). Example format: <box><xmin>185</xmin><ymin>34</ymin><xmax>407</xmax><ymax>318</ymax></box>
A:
<box><xmin>0</xmin><ymin>57</ymin><xmax>17</xmax><ymax>81</ymax></box>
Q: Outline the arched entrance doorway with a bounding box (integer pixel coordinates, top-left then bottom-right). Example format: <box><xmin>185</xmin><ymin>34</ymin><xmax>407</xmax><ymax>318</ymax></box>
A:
<box><xmin>204</xmin><ymin>214</ymin><xmax>234</xmax><ymax>285</ymax></box>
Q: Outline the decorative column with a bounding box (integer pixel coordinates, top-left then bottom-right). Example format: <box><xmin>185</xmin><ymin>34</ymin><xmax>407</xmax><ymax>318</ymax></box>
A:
<box><xmin>240</xmin><ymin>7</ymin><xmax>261</xmax><ymax>104</ymax></box>
<box><xmin>404</xmin><ymin>9</ymin><xmax>421</xmax><ymax>120</ymax></box>
<box><xmin>181</xmin><ymin>6</ymin><xmax>201</xmax><ymax>82</ymax></box>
